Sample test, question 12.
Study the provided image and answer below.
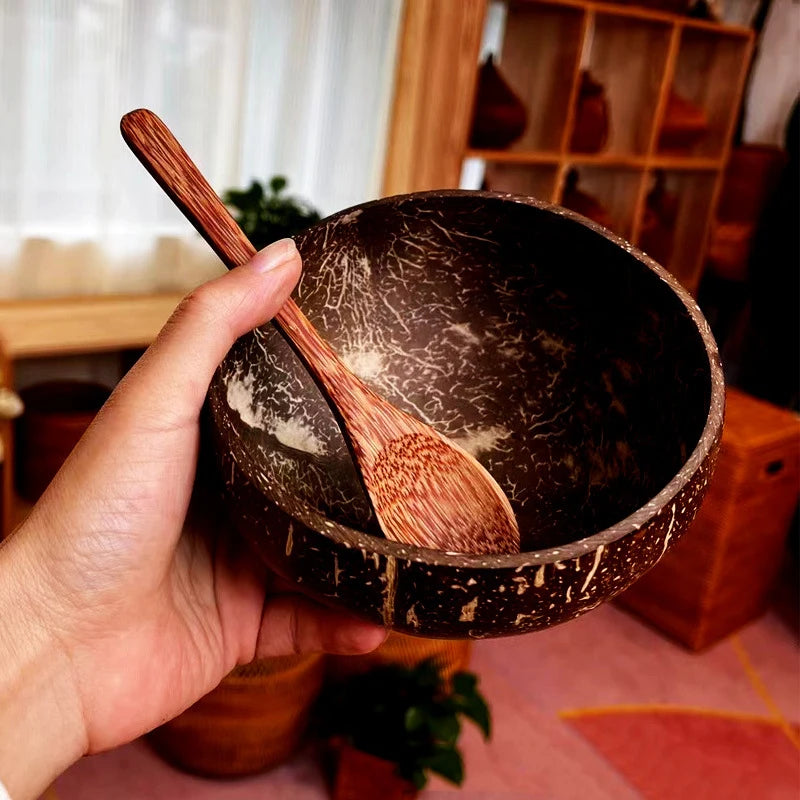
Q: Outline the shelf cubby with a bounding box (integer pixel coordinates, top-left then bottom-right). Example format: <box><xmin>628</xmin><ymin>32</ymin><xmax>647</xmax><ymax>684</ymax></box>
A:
<box><xmin>580</xmin><ymin>12</ymin><xmax>673</xmax><ymax>156</ymax></box>
<box><xmin>499</xmin><ymin>1</ymin><xmax>587</xmax><ymax>152</ymax></box>
<box><xmin>635</xmin><ymin>169</ymin><xmax>717</xmax><ymax>292</ymax></box>
<box><xmin>658</xmin><ymin>26</ymin><xmax>753</xmax><ymax>159</ymax></box>
<box><xmin>559</xmin><ymin>164</ymin><xmax>645</xmax><ymax>240</ymax></box>
<box><xmin>483</xmin><ymin>162</ymin><xmax>560</xmax><ymax>201</ymax></box>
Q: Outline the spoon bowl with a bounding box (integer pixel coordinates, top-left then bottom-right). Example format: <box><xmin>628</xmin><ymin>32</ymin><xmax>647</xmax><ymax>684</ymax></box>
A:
<box><xmin>207</xmin><ymin>190</ymin><xmax>724</xmax><ymax>638</ymax></box>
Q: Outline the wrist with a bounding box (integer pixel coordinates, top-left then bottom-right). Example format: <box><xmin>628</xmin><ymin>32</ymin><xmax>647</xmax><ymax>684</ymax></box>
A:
<box><xmin>0</xmin><ymin>527</ymin><xmax>87</xmax><ymax>799</ymax></box>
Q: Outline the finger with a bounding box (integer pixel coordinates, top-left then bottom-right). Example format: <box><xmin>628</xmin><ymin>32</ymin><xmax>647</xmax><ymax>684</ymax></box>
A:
<box><xmin>255</xmin><ymin>594</ymin><xmax>387</xmax><ymax>657</ymax></box>
<box><xmin>112</xmin><ymin>238</ymin><xmax>301</xmax><ymax>427</ymax></box>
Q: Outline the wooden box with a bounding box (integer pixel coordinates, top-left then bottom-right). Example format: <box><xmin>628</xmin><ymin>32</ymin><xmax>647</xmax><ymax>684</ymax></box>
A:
<box><xmin>619</xmin><ymin>388</ymin><xmax>800</xmax><ymax>650</ymax></box>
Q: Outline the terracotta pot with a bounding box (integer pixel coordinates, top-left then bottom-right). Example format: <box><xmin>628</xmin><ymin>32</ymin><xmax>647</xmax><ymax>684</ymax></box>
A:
<box><xmin>469</xmin><ymin>55</ymin><xmax>527</xmax><ymax>150</ymax></box>
<box><xmin>570</xmin><ymin>71</ymin><xmax>609</xmax><ymax>154</ymax></box>
<box><xmin>327</xmin><ymin>631</ymin><xmax>471</xmax><ymax>685</ymax></box>
<box><xmin>333</xmin><ymin>742</ymin><xmax>418</xmax><ymax>800</ymax></box>
<box><xmin>658</xmin><ymin>90</ymin><xmax>708</xmax><ymax>150</ymax></box>
<box><xmin>561</xmin><ymin>169</ymin><xmax>614</xmax><ymax>230</ymax></box>
<box><xmin>148</xmin><ymin>653</ymin><xmax>325</xmax><ymax>777</ymax></box>
<box><xmin>16</xmin><ymin>381</ymin><xmax>110</xmax><ymax>502</ymax></box>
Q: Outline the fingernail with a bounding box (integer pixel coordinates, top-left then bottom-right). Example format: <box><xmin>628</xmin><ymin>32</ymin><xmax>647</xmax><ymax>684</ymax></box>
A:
<box><xmin>251</xmin><ymin>238</ymin><xmax>298</xmax><ymax>273</ymax></box>
<box><xmin>346</xmin><ymin>624</ymin><xmax>388</xmax><ymax>654</ymax></box>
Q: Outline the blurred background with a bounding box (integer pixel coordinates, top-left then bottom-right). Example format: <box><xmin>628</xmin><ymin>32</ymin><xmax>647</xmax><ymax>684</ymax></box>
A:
<box><xmin>0</xmin><ymin>1</ymin><xmax>796</xmax><ymax>798</ymax></box>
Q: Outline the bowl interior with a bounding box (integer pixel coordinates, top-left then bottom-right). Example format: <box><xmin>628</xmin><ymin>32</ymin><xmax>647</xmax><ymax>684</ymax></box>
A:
<box><xmin>213</xmin><ymin>193</ymin><xmax>712</xmax><ymax>552</ymax></box>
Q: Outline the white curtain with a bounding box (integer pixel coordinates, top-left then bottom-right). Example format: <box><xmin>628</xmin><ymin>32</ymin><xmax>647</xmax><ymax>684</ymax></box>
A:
<box><xmin>742</xmin><ymin>0</ymin><xmax>799</xmax><ymax>147</ymax></box>
<box><xmin>0</xmin><ymin>0</ymin><xmax>402</xmax><ymax>298</ymax></box>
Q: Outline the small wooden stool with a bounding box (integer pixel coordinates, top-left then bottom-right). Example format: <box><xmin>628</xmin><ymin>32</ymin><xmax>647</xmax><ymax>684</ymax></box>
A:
<box><xmin>618</xmin><ymin>388</ymin><xmax>800</xmax><ymax>650</ymax></box>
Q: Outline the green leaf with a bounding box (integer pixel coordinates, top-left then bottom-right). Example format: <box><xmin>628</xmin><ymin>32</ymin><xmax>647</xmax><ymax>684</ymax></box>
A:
<box><xmin>243</xmin><ymin>180</ymin><xmax>264</xmax><ymax>203</ymax></box>
<box><xmin>410</xmin><ymin>768</ymin><xmax>427</xmax><ymax>790</ymax></box>
<box><xmin>457</xmin><ymin>693</ymin><xmax>491</xmax><ymax>739</ymax></box>
<box><xmin>404</xmin><ymin>706</ymin><xmax>425</xmax><ymax>733</ymax></box>
<box><xmin>452</xmin><ymin>672</ymin><xmax>477</xmax><ymax>696</ymax></box>
<box><xmin>422</xmin><ymin>748</ymin><xmax>464</xmax><ymax>786</ymax></box>
<box><xmin>429</xmin><ymin>712</ymin><xmax>460</xmax><ymax>744</ymax></box>
<box><xmin>270</xmin><ymin>175</ymin><xmax>287</xmax><ymax>194</ymax></box>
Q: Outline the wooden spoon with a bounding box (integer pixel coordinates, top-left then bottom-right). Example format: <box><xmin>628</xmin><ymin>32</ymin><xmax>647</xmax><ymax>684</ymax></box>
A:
<box><xmin>120</xmin><ymin>109</ymin><xmax>519</xmax><ymax>555</ymax></box>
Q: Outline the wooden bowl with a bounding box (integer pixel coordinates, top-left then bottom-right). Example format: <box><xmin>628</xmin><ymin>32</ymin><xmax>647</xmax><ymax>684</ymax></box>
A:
<box><xmin>207</xmin><ymin>191</ymin><xmax>724</xmax><ymax>639</ymax></box>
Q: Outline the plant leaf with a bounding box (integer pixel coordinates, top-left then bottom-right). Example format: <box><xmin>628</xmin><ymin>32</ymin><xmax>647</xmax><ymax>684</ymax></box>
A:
<box><xmin>452</xmin><ymin>672</ymin><xmax>477</xmax><ymax>696</ymax></box>
<box><xmin>410</xmin><ymin>768</ymin><xmax>427</xmax><ymax>790</ymax></box>
<box><xmin>270</xmin><ymin>175</ymin><xmax>287</xmax><ymax>194</ymax></box>
<box><xmin>429</xmin><ymin>712</ymin><xmax>460</xmax><ymax>745</ymax></box>
<box><xmin>422</xmin><ymin>748</ymin><xmax>464</xmax><ymax>786</ymax></box>
<box><xmin>404</xmin><ymin>706</ymin><xmax>425</xmax><ymax>733</ymax></box>
<box><xmin>457</xmin><ymin>693</ymin><xmax>491</xmax><ymax>739</ymax></box>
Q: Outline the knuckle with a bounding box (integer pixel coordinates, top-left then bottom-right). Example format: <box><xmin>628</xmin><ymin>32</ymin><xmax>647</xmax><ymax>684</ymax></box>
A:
<box><xmin>175</xmin><ymin>285</ymin><xmax>218</xmax><ymax>324</ymax></box>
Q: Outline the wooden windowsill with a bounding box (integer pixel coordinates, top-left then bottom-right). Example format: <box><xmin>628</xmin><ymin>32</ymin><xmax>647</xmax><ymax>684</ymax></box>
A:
<box><xmin>0</xmin><ymin>292</ymin><xmax>184</xmax><ymax>359</ymax></box>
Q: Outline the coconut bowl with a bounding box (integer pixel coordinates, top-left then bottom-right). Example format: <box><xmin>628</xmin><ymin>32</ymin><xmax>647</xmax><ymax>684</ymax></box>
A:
<box><xmin>206</xmin><ymin>190</ymin><xmax>723</xmax><ymax>639</ymax></box>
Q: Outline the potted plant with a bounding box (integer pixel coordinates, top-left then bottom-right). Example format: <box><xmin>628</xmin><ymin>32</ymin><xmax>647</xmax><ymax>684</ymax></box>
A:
<box><xmin>315</xmin><ymin>659</ymin><xmax>491</xmax><ymax>799</ymax></box>
<box><xmin>221</xmin><ymin>175</ymin><xmax>321</xmax><ymax>248</ymax></box>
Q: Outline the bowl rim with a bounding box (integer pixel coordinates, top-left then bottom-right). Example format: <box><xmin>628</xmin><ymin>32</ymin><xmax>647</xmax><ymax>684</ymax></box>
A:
<box><xmin>226</xmin><ymin>189</ymin><xmax>725</xmax><ymax>569</ymax></box>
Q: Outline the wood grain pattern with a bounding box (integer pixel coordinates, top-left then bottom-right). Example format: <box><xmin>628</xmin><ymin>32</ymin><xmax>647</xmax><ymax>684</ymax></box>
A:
<box><xmin>122</xmin><ymin>109</ymin><xmax>519</xmax><ymax>555</ymax></box>
<box><xmin>381</xmin><ymin>0</ymin><xmax>488</xmax><ymax>195</ymax></box>
<box><xmin>468</xmin><ymin>148</ymin><xmax>722</xmax><ymax>171</ymax></box>
<box><xmin>0</xmin><ymin>293</ymin><xmax>184</xmax><ymax>358</ymax></box>
<box><xmin>510</xmin><ymin>0</ymin><xmax>752</xmax><ymax>35</ymax></box>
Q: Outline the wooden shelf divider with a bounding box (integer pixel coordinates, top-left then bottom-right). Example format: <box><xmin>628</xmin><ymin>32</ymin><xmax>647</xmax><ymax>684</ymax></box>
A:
<box><xmin>468</xmin><ymin>149</ymin><xmax>723</xmax><ymax>171</ymax></box>
<box><xmin>510</xmin><ymin>0</ymin><xmax>752</xmax><ymax>37</ymax></box>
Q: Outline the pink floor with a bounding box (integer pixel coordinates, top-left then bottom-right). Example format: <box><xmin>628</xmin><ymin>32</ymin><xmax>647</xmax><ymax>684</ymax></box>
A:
<box><xmin>49</xmin><ymin>601</ymin><xmax>799</xmax><ymax>800</ymax></box>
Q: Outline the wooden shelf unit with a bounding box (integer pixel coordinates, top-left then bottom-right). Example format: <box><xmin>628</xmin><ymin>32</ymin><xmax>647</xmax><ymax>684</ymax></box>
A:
<box><xmin>382</xmin><ymin>0</ymin><xmax>754</xmax><ymax>295</ymax></box>
<box><xmin>479</xmin><ymin>0</ymin><xmax>754</xmax><ymax>294</ymax></box>
<box><xmin>484</xmin><ymin>0</ymin><xmax>753</xmax><ymax>292</ymax></box>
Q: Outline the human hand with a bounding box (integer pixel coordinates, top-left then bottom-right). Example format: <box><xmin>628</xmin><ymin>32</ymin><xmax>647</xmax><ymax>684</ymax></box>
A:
<box><xmin>0</xmin><ymin>239</ymin><xmax>386</xmax><ymax>799</ymax></box>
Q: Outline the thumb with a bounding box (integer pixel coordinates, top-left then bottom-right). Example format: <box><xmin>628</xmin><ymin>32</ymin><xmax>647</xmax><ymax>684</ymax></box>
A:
<box><xmin>113</xmin><ymin>238</ymin><xmax>301</xmax><ymax>427</ymax></box>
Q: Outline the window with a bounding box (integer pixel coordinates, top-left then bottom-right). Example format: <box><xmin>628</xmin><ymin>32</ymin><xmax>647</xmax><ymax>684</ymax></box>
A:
<box><xmin>0</xmin><ymin>0</ymin><xmax>402</xmax><ymax>296</ymax></box>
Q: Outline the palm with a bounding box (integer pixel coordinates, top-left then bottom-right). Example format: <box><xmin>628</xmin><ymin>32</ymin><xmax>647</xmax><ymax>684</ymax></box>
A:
<box><xmin>75</xmin><ymin>529</ymin><xmax>262</xmax><ymax>752</ymax></box>
<box><xmin>26</xmin><ymin>419</ymin><xmax>265</xmax><ymax>752</ymax></box>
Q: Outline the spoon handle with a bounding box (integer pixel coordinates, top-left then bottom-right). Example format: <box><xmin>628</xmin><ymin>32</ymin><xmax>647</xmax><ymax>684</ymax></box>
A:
<box><xmin>121</xmin><ymin>109</ymin><xmax>256</xmax><ymax>269</ymax></box>
<box><xmin>120</xmin><ymin>108</ymin><xmax>366</xmax><ymax>411</ymax></box>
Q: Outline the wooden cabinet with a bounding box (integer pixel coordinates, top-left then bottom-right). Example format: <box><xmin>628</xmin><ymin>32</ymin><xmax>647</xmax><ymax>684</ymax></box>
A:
<box><xmin>383</xmin><ymin>0</ymin><xmax>754</xmax><ymax>294</ymax></box>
